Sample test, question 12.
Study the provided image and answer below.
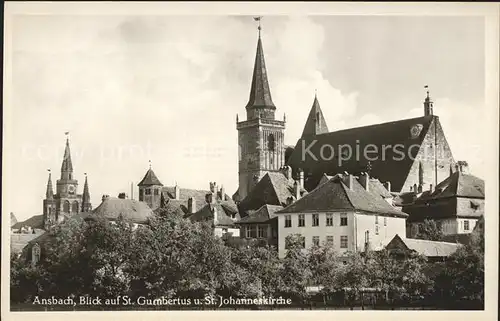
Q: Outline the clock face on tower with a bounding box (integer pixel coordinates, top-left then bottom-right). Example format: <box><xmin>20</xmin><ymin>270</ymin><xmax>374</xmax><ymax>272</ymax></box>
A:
<box><xmin>68</xmin><ymin>185</ymin><xmax>75</xmax><ymax>195</ymax></box>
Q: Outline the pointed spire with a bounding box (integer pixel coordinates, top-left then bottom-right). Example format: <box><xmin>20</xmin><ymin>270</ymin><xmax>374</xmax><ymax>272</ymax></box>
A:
<box><xmin>61</xmin><ymin>134</ymin><xmax>73</xmax><ymax>174</ymax></box>
<box><xmin>46</xmin><ymin>169</ymin><xmax>54</xmax><ymax>200</ymax></box>
<box><xmin>82</xmin><ymin>173</ymin><xmax>90</xmax><ymax>203</ymax></box>
<box><xmin>246</xmin><ymin>21</ymin><xmax>275</xmax><ymax>111</ymax></box>
<box><xmin>300</xmin><ymin>93</ymin><xmax>329</xmax><ymax>137</ymax></box>
<box><xmin>138</xmin><ymin>165</ymin><xmax>163</xmax><ymax>186</ymax></box>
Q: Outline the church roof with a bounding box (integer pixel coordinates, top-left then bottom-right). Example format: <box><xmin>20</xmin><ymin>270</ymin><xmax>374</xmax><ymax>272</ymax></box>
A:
<box><xmin>82</xmin><ymin>175</ymin><xmax>90</xmax><ymax>203</ymax></box>
<box><xmin>92</xmin><ymin>197</ymin><xmax>154</xmax><ymax>224</ymax></box>
<box><xmin>236</xmin><ymin>204</ymin><xmax>283</xmax><ymax>224</ymax></box>
<box><xmin>287</xmin><ymin>115</ymin><xmax>436</xmax><ymax>192</ymax></box>
<box><xmin>138</xmin><ymin>168</ymin><xmax>163</xmax><ymax>186</ymax></box>
<box><xmin>61</xmin><ymin>138</ymin><xmax>73</xmax><ymax>172</ymax></box>
<box><xmin>277</xmin><ymin>174</ymin><xmax>406</xmax><ymax>217</ymax></box>
<box><xmin>45</xmin><ymin>172</ymin><xmax>54</xmax><ymax>200</ymax></box>
<box><xmin>245</xmin><ymin>35</ymin><xmax>275</xmax><ymax>110</ymax></box>
<box><xmin>301</xmin><ymin>95</ymin><xmax>329</xmax><ymax>137</ymax></box>
<box><xmin>238</xmin><ymin>172</ymin><xmax>307</xmax><ymax>213</ymax></box>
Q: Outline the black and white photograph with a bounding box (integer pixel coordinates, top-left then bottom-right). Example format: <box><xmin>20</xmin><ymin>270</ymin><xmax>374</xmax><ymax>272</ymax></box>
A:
<box><xmin>2</xmin><ymin>2</ymin><xmax>499</xmax><ymax>320</ymax></box>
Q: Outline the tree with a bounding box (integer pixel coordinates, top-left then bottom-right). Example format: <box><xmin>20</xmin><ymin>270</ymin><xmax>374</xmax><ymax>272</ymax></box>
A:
<box><xmin>307</xmin><ymin>243</ymin><xmax>343</xmax><ymax>293</ymax></box>
<box><xmin>278</xmin><ymin>234</ymin><xmax>311</xmax><ymax>303</ymax></box>
<box><xmin>415</xmin><ymin>219</ymin><xmax>444</xmax><ymax>241</ymax></box>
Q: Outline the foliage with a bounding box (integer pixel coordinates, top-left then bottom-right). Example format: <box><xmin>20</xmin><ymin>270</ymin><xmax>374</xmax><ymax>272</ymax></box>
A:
<box><xmin>414</xmin><ymin>219</ymin><xmax>444</xmax><ymax>241</ymax></box>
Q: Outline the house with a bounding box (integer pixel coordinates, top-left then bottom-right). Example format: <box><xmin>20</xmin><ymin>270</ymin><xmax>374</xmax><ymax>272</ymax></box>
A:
<box><xmin>276</xmin><ymin>172</ymin><xmax>407</xmax><ymax>258</ymax></box>
<box><xmin>235</xmin><ymin>204</ymin><xmax>283</xmax><ymax>247</ymax></box>
<box><xmin>188</xmin><ymin>189</ymin><xmax>241</xmax><ymax>237</ymax></box>
<box><xmin>403</xmin><ymin>164</ymin><xmax>484</xmax><ymax>237</ymax></box>
<box><xmin>384</xmin><ymin>234</ymin><xmax>462</xmax><ymax>262</ymax></box>
<box><xmin>92</xmin><ymin>194</ymin><xmax>154</xmax><ymax>227</ymax></box>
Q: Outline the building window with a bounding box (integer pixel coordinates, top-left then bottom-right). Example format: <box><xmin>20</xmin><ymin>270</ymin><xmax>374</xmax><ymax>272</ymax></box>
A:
<box><xmin>326</xmin><ymin>236</ymin><xmax>334</xmax><ymax>245</ymax></box>
<box><xmin>72</xmin><ymin>201</ymin><xmax>79</xmax><ymax>213</ymax></box>
<box><xmin>340</xmin><ymin>215</ymin><xmax>348</xmax><ymax>226</ymax></box>
<box><xmin>326</xmin><ymin>213</ymin><xmax>333</xmax><ymax>226</ymax></box>
<box><xmin>375</xmin><ymin>215</ymin><xmax>379</xmax><ymax>224</ymax></box>
<box><xmin>284</xmin><ymin>215</ymin><xmax>292</xmax><ymax>228</ymax></box>
<box><xmin>464</xmin><ymin>220</ymin><xmax>470</xmax><ymax>231</ymax></box>
<box><xmin>145</xmin><ymin>189</ymin><xmax>151</xmax><ymax>195</ymax></box>
<box><xmin>245</xmin><ymin>226</ymin><xmax>251</xmax><ymax>238</ymax></box>
<box><xmin>298</xmin><ymin>214</ymin><xmax>305</xmax><ymax>227</ymax></box>
<box><xmin>249</xmin><ymin>226</ymin><xmax>256</xmax><ymax>238</ymax></box>
<box><xmin>312</xmin><ymin>214</ymin><xmax>319</xmax><ymax>227</ymax></box>
<box><xmin>340</xmin><ymin>236</ymin><xmax>348</xmax><ymax>249</ymax></box>
<box><xmin>364</xmin><ymin>230</ymin><xmax>370</xmax><ymax>244</ymax></box>
<box><xmin>63</xmin><ymin>201</ymin><xmax>70</xmax><ymax>213</ymax></box>
<box><xmin>312</xmin><ymin>236</ymin><xmax>320</xmax><ymax>247</ymax></box>
<box><xmin>384</xmin><ymin>217</ymin><xmax>387</xmax><ymax>226</ymax></box>
<box><xmin>258</xmin><ymin>225</ymin><xmax>267</xmax><ymax>238</ymax></box>
<box><xmin>154</xmin><ymin>189</ymin><xmax>159</xmax><ymax>195</ymax></box>
<box><xmin>375</xmin><ymin>225</ymin><xmax>379</xmax><ymax>235</ymax></box>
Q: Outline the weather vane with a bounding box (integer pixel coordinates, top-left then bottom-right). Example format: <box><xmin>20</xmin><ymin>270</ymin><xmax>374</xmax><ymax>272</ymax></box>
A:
<box><xmin>149</xmin><ymin>160</ymin><xmax>152</xmax><ymax>169</ymax></box>
<box><xmin>254</xmin><ymin>16</ymin><xmax>262</xmax><ymax>36</ymax></box>
<box><xmin>424</xmin><ymin>85</ymin><xmax>429</xmax><ymax>98</ymax></box>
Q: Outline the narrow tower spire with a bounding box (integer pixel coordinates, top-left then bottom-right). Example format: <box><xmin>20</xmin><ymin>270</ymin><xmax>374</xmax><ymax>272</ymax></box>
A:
<box><xmin>61</xmin><ymin>132</ymin><xmax>73</xmax><ymax>178</ymax></box>
<box><xmin>46</xmin><ymin>169</ymin><xmax>54</xmax><ymax>199</ymax></box>
<box><xmin>82</xmin><ymin>173</ymin><xmax>92</xmax><ymax>212</ymax></box>
<box><xmin>246</xmin><ymin>17</ymin><xmax>276</xmax><ymax>115</ymax></box>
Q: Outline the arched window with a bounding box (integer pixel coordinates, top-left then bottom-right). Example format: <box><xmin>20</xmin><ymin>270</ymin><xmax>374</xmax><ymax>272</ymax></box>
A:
<box><xmin>72</xmin><ymin>201</ymin><xmax>79</xmax><ymax>213</ymax></box>
<box><xmin>267</xmin><ymin>134</ymin><xmax>275</xmax><ymax>151</ymax></box>
<box><xmin>63</xmin><ymin>200</ymin><xmax>70</xmax><ymax>213</ymax></box>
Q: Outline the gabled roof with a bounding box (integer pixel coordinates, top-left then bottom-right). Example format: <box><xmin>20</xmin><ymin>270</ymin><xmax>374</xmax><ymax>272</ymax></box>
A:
<box><xmin>237</xmin><ymin>204</ymin><xmax>283</xmax><ymax>224</ymax></box>
<box><xmin>189</xmin><ymin>202</ymin><xmax>238</xmax><ymax>227</ymax></box>
<box><xmin>301</xmin><ymin>95</ymin><xmax>329</xmax><ymax>137</ymax></box>
<box><xmin>386</xmin><ymin>234</ymin><xmax>462</xmax><ymax>257</ymax></box>
<box><xmin>238</xmin><ymin>172</ymin><xmax>307</xmax><ymax>213</ymax></box>
<box><xmin>277</xmin><ymin>174</ymin><xmax>406</xmax><ymax>217</ymax></box>
<box><xmin>245</xmin><ymin>35</ymin><xmax>275</xmax><ymax>110</ymax></box>
<box><xmin>138</xmin><ymin>168</ymin><xmax>163</xmax><ymax>186</ymax></box>
<box><xmin>417</xmin><ymin>171</ymin><xmax>484</xmax><ymax>201</ymax></box>
<box><xmin>287</xmin><ymin>115</ymin><xmax>436</xmax><ymax>192</ymax></box>
<box><xmin>10</xmin><ymin>212</ymin><xmax>18</xmax><ymax>227</ymax></box>
<box><xmin>92</xmin><ymin>197</ymin><xmax>154</xmax><ymax>224</ymax></box>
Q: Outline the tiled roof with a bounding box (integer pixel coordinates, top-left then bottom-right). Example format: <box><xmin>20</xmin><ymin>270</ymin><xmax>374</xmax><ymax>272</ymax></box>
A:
<box><xmin>417</xmin><ymin>172</ymin><xmax>484</xmax><ymax>201</ymax></box>
<box><xmin>238</xmin><ymin>172</ymin><xmax>307</xmax><ymax>213</ymax></box>
<box><xmin>162</xmin><ymin>186</ymin><xmax>238</xmax><ymax>215</ymax></box>
<box><xmin>189</xmin><ymin>202</ymin><xmax>238</xmax><ymax>227</ymax></box>
<box><xmin>441</xmin><ymin>233</ymin><xmax>473</xmax><ymax>245</ymax></box>
<box><xmin>92</xmin><ymin>197</ymin><xmax>154</xmax><ymax>224</ymax></box>
<box><xmin>12</xmin><ymin>215</ymin><xmax>44</xmax><ymax>230</ymax></box>
<box><xmin>368</xmin><ymin>178</ymin><xmax>393</xmax><ymax>199</ymax></box>
<box><xmin>387</xmin><ymin>234</ymin><xmax>462</xmax><ymax>257</ymax></box>
<box><xmin>237</xmin><ymin>204</ymin><xmax>283</xmax><ymax>224</ymax></box>
<box><xmin>287</xmin><ymin>116</ymin><xmax>436</xmax><ymax>192</ymax></box>
<box><xmin>138</xmin><ymin>168</ymin><xmax>163</xmax><ymax>186</ymax></box>
<box><xmin>301</xmin><ymin>95</ymin><xmax>329</xmax><ymax>137</ymax></box>
<box><xmin>246</xmin><ymin>36</ymin><xmax>275</xmax><ymax>110</ymax></box>
<box><xmin>278</xmin><ymin>174</ymin><xmax>406</xmax><ymax>217</ymax></box>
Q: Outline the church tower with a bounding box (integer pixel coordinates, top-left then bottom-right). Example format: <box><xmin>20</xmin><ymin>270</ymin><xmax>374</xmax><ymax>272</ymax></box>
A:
<box><xmin>138</xmin><ymin>163</ymin><xmax>164</xmax><ymax>209</ymax></box>
<box><xmin>81</xmin><ymin>174</ymin><xmax>92</xmax><ymax>212</ymax></box>
<box><xmin>55</xmin><ymin>135</ymin><xmax>81</xmax><ymax>220</ymax></box>
<box><xmin>43</xmin><ymin>170</ymin><xmax>57</xmax><ymax>228</ymax></box>
<box><xmin>236</xmin><ymin>21</ymin><xmax>286</xmax><ymax>200</ymax></box>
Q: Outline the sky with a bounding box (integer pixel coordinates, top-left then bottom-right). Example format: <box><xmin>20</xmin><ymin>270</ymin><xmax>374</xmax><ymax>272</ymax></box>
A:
<box><xmin>4</xmin><ymin>14</ymin><xmax>487</xmax><ymax>221</ymax></box>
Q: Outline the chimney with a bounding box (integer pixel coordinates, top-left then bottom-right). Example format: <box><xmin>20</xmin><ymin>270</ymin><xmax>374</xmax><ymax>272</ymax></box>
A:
<box><xmin>299</xmin><ymin>169</ymin><xmax>304</xmax><ymax>189</ymax></box>
<box><xmin>220</xmin><ymin>185</ymin><xmax>226</xmax><ymax>201</ymax></box>
<box><xmin>344</xmin><ymin>173</ymin><xmax>354</xmax><ymax>190</ymax></box>
<box><xmin>384</xmin><ymin>181</ymin><xmax>391</xmax><ymax>193</ymax></box>
<box><xmin>282</xmin><ymin>165</ymin><xmax>293</xmax><ymax>180</ymax></box>
<box><xmin>102</xmin><ymin>194</ymin><xmax>110</xmax><ymax>202</ymax></box>
<box><xmin>118</xmin><ymin>192</ymin><xmax>127</xmax><ymax>199</ymax></box>
<box><xmin>174</xmin><ymin>183</ymin><xmax>180</xmax><ymax>200</ymax></box>
<box><xmin>188</xmin><ymin>197</ymin><xmax>196</xmax><ymax>214</ymax></box>
<box><xmin>294</xmin><ymin>180</ymin><xmax>301</xmax><ymax>200</ymax></box>
<box><xmin>457</xmin><ymin>161</ymin><xmax>469</xmax><ymax>174</ymax></box>
<box><xmin>429</xmin><ymin>184</ymin><xmax>434</xmax><ymax>193</ymax></box>
<box><xmin>417</xmin><ymin>185</ymin><xmax>423</xmax><ymax>193</ymax></box>
<box><xmin>359</xmin><ymin>172</ymin><xmax>370</xmax><ymax>191</ymax></box>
